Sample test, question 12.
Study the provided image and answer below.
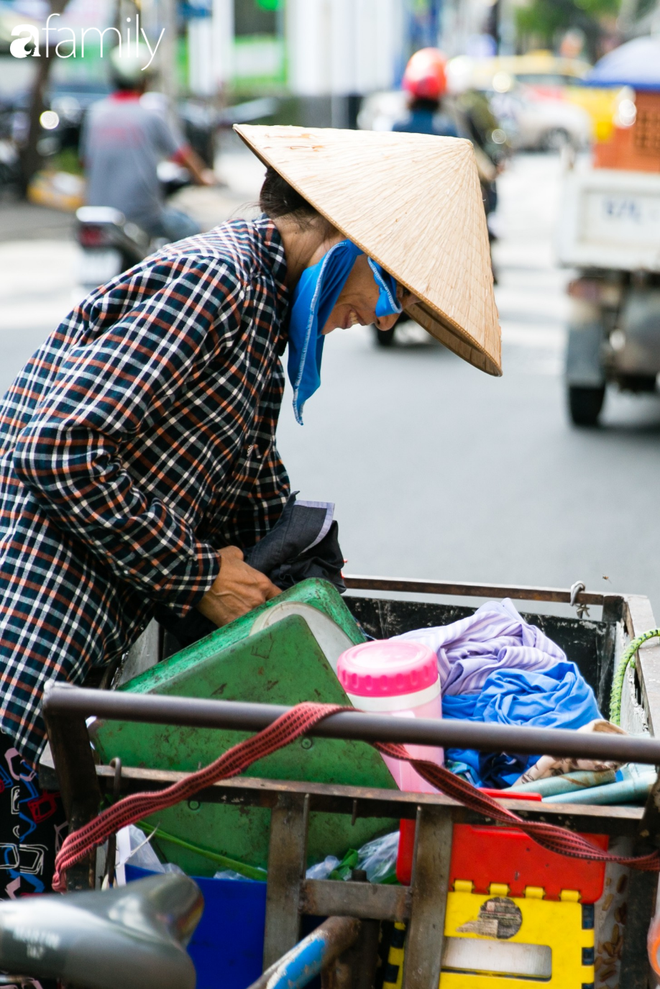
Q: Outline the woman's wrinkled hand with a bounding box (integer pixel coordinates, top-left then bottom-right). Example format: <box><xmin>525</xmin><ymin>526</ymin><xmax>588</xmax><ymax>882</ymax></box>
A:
<box><xmin>197</xmin><ymin>545</ymin><xmax>281</xmax><ymax>627</ymax></box>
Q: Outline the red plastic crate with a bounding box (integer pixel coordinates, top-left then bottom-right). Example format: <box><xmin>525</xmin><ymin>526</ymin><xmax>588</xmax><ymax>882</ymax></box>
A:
<box><xmin>397</xmin><ymin>791</ymin><xmax>608</xmax><ymax>902</ymax></box>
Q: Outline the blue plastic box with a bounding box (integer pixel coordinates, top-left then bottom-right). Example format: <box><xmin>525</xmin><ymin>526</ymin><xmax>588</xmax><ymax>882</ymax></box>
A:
<box><xmin>126</xmin><ymin>865</ymin><xmax>267</xmax><ymax>989</ymax></box>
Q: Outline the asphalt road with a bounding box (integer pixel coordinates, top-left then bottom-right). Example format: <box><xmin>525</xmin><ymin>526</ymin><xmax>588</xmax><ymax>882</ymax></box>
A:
<box><xmin>276</xmin><ymin>153</ymin><xmax>660</xmax><ymax>617</ymax></box>
<box><xmin>1</xmin><ymin>152</ymin><xmax>660</xmax><ymax>619</ymax></box>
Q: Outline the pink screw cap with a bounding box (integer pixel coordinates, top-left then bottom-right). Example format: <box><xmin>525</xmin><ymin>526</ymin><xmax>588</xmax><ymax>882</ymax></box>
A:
<box><xmin>337</xmin><ymin>640</ymin><xmax>438</xmax><ymax>698</ymax></box>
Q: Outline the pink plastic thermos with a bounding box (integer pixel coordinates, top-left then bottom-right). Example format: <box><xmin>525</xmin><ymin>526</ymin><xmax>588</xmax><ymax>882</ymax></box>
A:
<box><xmin>337</xmin><ymin>640</ymin><xmax>443</xmax><ymax>794</ymax></box>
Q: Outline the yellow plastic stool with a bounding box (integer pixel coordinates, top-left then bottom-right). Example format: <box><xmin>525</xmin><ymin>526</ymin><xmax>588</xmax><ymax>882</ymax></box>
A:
<box><xmin>382</xmin><ymin>883</ymin><xmax>593</xmax><ymax>987</ymax></box>
<box><xmin>439</xmin><ymin>881</ymin><xmax>594</xmax><ymax>987</ymax></box>
<box><xmin>383</xmin><ymin>922</ymin><xmax>406</xmax><ymax>989</ymax></box>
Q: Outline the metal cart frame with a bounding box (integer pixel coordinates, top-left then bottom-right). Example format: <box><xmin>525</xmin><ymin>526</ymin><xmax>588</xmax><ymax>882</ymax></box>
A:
<box><xmin>42</xmin><ymin>577</ymin><xmax>660</xmax><ymax>989</ymax></box>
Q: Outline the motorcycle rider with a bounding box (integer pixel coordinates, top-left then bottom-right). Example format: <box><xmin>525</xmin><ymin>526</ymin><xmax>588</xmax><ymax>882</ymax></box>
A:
<box><xmin>392</xmin><ymin>47</ymin><xmax>459</xmax><ymax>138</ymax></box>
<box><xmin>392</xmin><ymin>48</ymin><xmax>505</xmax><ymax>287</ymax></box>
<box><xmin>80</xmin><ymin>45</ymin><xmax>215</xmax><ymax>242</ymax></box>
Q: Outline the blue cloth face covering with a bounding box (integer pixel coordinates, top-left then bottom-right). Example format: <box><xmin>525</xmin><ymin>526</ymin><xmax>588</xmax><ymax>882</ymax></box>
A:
<box><xmin>287</xmin><ymin>240</ymin><xmax>402</xmax><ymax>424</ymax></box>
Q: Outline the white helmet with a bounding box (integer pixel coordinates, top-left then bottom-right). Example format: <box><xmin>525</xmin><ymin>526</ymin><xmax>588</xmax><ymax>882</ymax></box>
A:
<box><xmin>109</xmin><ymin>44</ymin><xmax>154</xmax><ymax>87</ymax></box>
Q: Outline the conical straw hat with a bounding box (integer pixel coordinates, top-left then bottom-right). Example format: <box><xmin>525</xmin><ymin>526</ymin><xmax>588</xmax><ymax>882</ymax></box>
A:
<box><xmin>235</xmin><ymin>124</ymin><xmax>501</xmax><ymax>376</ymax></box>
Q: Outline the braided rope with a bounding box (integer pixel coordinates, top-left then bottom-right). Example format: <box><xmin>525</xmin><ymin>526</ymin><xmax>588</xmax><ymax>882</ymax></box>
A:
<box><xmin>53</xmin><ymin>703</ymin><xmax>660</xmax><ymax>891</ymax></box>
<box><xmin>610</xmin><ymin>628</ymin><xmax>660</xmax><ymax>725</ymax></box>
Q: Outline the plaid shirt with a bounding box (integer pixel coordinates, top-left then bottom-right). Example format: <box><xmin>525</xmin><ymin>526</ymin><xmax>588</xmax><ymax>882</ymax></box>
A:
<box><xmin>0</xmin><ymin>217</ymin><xmax>291</xmax><ymax>762</ymax></box>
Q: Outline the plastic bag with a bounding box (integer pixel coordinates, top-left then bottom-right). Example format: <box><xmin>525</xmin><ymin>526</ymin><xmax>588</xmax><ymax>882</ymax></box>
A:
<box><xmin>306</xmin><ymin>856</ymin><xmax>340</xmax><ymax>880</ymax></box>
<box><xmin>306</xmin><ymin>832</ymin><xmax>400</xmax><ymax>885</ymax></box>
<box><xmin>331</xmin><ymin>849</ymin><xmax>358</xmax><ymax>881</ymax></box>
<box><xmin>124</xmin><ymin>824</ymin><xmax>184</xmax><ymax>874</ymax></box>
<box><xmin>356</xmin><ymin>831</ymin><xmax>399</xmax><ymax>884</ymax></box>
<box><xmin>213</xmin><ymin>869</ymin><xmax>258</xmax><ymax>882</ymax></box>
<box><xmin>125</xmin><ymin>825</ymin><xmax>163</xmax><ymax>871</ymax></box>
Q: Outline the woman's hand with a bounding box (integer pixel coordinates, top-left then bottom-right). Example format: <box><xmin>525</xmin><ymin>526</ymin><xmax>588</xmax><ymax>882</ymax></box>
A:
<box><xmin>197</xmin><ymin>545</ymin><xmax>281</xmax><ymax>627</ymax></box>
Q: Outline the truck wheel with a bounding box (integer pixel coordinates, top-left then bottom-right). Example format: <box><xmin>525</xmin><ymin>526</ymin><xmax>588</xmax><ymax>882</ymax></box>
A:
<box><xmin>373</xmin><ymin>324</ymin><xmax>396</xmax><ymax>347</ymax></box>
<box><xmin>568</xmin><ymin>385</ymin><xmax>605</xmax><ymax>426</ymax></box>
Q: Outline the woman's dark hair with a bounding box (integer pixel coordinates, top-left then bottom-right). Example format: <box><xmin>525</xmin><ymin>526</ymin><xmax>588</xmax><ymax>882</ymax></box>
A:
<box><xmin>259</xmin><ymin>167</ymin><xmax>333</xmax><ymax>231</ymax></box>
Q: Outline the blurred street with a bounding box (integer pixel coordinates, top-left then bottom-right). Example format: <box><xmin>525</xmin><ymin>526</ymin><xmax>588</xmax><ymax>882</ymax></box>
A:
<box><xmin>280</xmin><ymin>152</ymin><xmax>660</xmax><ymax>616</ymax></box>
<box><xmin>2</xmin><ymin>151</ymin><xmax>660</xmax><ymax>614</ymax></box>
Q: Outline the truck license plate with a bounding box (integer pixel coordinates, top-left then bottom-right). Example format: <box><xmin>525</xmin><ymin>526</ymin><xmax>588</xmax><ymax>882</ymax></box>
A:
<box><xmin>585</xmin><ymin>190</ymin><xmax>660</xmax><ymax>247</ymax></box>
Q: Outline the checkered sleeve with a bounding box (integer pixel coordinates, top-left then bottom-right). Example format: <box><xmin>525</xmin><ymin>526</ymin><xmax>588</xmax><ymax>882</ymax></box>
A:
<box><xmin>11</xmin><ymin>255</ymin><xmax>244</xmax><ymax>613</ymax></box>
<box><xmin>223</xmin><ymin>439</ymin><xmax>291</xmax><ymax>551</ymax></box>
<box><xmin>214</xmin><ymin>363</ymin><xmax>290</xmax><ymax>549</ymax></box>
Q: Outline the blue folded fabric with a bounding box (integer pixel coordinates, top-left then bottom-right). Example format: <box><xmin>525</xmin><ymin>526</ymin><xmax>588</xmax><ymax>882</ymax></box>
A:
<box><xmin>443</xmin><ymin>661</ymin><xmax>601</xmax><ymax>788</ymax></box>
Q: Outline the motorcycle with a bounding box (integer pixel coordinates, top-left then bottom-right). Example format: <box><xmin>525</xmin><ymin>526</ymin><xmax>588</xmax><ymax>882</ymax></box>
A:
<box><xmin>75</xmin><ymin>161</ymin><xmax>192</xmax><ymax>293</ymax></box>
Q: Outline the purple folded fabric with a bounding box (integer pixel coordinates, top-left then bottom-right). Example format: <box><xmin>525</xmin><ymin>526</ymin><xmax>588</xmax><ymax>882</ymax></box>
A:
<box><xmin>394</xmin><ymin>598</ymin><xmax>565</xmax><ymax>696</ymax></box>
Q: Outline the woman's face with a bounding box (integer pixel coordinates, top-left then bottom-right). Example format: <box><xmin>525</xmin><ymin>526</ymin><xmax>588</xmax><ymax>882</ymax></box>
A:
<box><xmin>321</xmin><ymin>255</ymin><xmax>417</xmax><ymax>335</ymax></box>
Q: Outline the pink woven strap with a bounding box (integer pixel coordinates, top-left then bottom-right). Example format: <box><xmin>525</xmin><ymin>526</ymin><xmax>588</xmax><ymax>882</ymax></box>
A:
<box><xmin>52</xmin><ymin>703</ymin><xmax>660</xmax><ymax>890</ymax></box>
<box><xmin>377</xmin><ymin>741</ymin><xmax>660</xmax><ymax>871</ymax></box>
<box><xmin>52</xmin><ymin>702</ymin><xmax>338</xmax><ymax>890</ymax></box>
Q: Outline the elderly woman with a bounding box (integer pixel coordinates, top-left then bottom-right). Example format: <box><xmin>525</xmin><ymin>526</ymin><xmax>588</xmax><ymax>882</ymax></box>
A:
<box><xmin>0</xmin><ymin>125</ymin><xmax>499</xmax><ymax>896</ymax></box>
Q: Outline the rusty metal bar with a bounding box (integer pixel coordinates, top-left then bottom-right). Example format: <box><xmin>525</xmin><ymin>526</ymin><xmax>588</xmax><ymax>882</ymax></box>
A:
<box><xmin>300</xmin><ymin>879</ymin><xmax>410</xmax><ymax>922</ymax></box>
<box><xmin>263</xmin><ymin>792</ymin><xmax>309</xmax><ymax>970</ymax></box>
<box><xmin>249</xmin><ymin>916</ymin><xmax>361</xmax><ymax>989</ymax></box>
<box><xmin>402</xmin><ymin>806</ymin><xmax>454</xmax><ymax>989</ymax></box>
<box><xmin>42</xmin><ymin>697</ymin><xmax>101</xmax><ymax>892</ymax></box>
<box><xmin>624</xmin><ymin>594</ymin><xmax>660</xmax><ymax>737</ymax></box>
<box><xmin>92</xmin><ymin>765</ymin><xmax>646</xmax><ymax>835</ymax></box>
<box><xmin>618</xmin><ymin>774</ymin><xmax>660</xmax><ymax>987</ymax></box>
<box><xmin>344</xmin><ymin>913</ymin><xmax>380</xmax><ymax>989</ymax></box>
<box><xmin>44</xmin><ymin>685</ymin><xmax>660</xmax><ymax>765</ymax></box>
<box><xmin>619</xmin><ymin>868</ymin><xmax>659</xmax><ymax>987</ymax></box>
<box><xmin>343</xmin><ymin>575</ymin><xmax>605</xmax><ymax>606</ymax></box>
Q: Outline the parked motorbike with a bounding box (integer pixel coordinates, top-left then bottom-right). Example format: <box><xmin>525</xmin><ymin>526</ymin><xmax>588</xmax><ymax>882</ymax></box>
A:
<box><xmin>75</xmin><ymin>161</ymin><xmax>192</xmax><ymax>292</ymax></box>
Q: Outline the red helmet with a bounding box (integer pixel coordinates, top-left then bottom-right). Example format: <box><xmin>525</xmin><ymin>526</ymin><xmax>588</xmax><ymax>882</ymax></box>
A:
<box><xmin>402</xmin><ymin>48</ymin><xmax>448</xmax><ymax>100</ymax></box>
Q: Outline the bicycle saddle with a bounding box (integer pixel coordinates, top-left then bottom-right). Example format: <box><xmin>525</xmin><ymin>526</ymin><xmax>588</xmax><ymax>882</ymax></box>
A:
<box><xmin>0</xmin><ymin>874</ymin><xmax>202</xmax><ymax>989</ymax></box>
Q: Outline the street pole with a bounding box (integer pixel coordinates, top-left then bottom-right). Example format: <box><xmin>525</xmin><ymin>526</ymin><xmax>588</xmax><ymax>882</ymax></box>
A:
<box><xmin>20</xmin><ymin>0</ymin><xmax>71</xmax><ymax>194</ymax></box>
<box><xmin>158</xmin><ymin>0</ymin><xmax>178</xmax><ymax>101</ymax></box>
<box><xmin>211</xmin><ymin>0</ymin><xmax>233</xmax><ymax>88</ymax></box>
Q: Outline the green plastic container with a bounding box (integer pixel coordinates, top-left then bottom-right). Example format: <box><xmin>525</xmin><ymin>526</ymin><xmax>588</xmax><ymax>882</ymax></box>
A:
<box><xmin>92</xmin><ymin>580</ymin><xmax>398</xmax><ymax>874</ymax></box>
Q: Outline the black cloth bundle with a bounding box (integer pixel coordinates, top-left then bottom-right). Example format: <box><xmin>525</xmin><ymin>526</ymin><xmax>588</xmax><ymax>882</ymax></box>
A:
<box><xmin>154</xmin><ymin>494</ymin><xmax>344</xmax><ymax>649</ymax></box>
